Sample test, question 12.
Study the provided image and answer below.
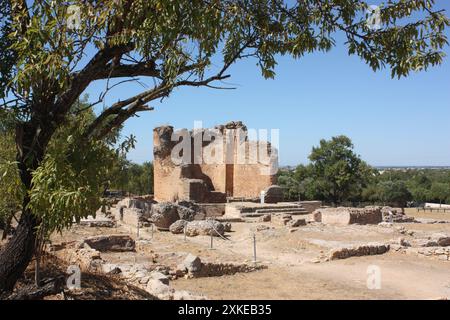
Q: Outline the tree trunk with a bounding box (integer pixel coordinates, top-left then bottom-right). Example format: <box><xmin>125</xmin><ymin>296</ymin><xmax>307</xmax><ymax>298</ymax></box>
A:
<box><xmin>0</xmin><ymin>207</ymin><xmax>38</xmax><ymax>292</ymax></box>
<box><xmin>0</xmin><ymin>120</ymin><xmax>50</xmax><ymax>293</ymax></box>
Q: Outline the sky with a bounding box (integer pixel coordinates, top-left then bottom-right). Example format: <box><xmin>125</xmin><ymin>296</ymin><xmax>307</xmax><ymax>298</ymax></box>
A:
<box><xmin>84</xmin><ymin>2</ymin><xmax>450</xmax><ymax>167</ymax></box>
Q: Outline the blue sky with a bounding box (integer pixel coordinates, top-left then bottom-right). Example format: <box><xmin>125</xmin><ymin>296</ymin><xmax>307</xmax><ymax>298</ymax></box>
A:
<box><xmin>85</xmin><ymin>2</ymin><xmax>450</xmax><ymax>167</ymax></box>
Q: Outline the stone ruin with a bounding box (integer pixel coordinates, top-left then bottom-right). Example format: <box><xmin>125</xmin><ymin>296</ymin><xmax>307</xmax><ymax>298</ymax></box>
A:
<box><xmin>153</xmin><ymin>121</ymin><xmax>279</xmax><ymax>203</ymax></box>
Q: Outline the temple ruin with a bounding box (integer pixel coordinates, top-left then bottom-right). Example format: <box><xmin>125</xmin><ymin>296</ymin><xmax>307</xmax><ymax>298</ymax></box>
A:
<box><xmin>153</xmin><ymin>121</ymin><xmax>278</xmax><ymax>203</ymax></box>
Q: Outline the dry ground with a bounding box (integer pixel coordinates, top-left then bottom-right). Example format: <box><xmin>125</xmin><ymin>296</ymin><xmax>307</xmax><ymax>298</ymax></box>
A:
<box><xmin>46</xmin><ymin>209</ymin><xmax>450</xmax><ymax>300</ymax></box>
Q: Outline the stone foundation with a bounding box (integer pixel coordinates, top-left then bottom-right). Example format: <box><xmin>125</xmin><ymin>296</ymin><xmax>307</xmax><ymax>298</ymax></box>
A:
<box><xmin>314</xmin><ymin>207</ymin><xmax>382</xmax><ymax>225</ymax></box>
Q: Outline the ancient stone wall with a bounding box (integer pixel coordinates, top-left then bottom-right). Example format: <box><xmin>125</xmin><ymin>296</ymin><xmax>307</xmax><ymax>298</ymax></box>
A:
<box><xmin>153</xmin><ymin>122</ymin><xmax>278</xmax><ymax>203</ymax></box>
<box><xmin>314</xmin><ymin>207</ymin><xmax>383</xmax><ymax>225</ymax></box>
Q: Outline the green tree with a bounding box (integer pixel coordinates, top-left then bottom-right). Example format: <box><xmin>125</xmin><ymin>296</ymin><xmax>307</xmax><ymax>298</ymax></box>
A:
<box><xmin>114</xmin><ymin>161</ymin><xmax>154</xmax><ymax>195</ymax></box>
<box><xmin>409</xmin><ymin>186</ymin><xmax>431</xmax><ymax>204</ymax></box>
<box><xmin>0</xmin><ymin>0</ymin><xmax>448</xmax><ymax>293</ymax></box>
<box><xmin>308</xmin><ymin>136</ymin><xmax>371</xmax><ymax>204</ymax></box>
<box><xmin>0</xmin><ymin>125</ymin><xmax>23</xmax><ymax>239</ymax></box>
<box><xmin>430</xmin><ymin>182</ymin><xmax>450</xmax><ymax>207</ymax></box>
<box><xmin>376</xmin><ymin>181</ymin><xmax>412</xmax><ymax>207</ymax></box>
<box><xmin>0</xmin><ymin>0</ymin><xmax>16</xmax><ymax>99</ymax></box>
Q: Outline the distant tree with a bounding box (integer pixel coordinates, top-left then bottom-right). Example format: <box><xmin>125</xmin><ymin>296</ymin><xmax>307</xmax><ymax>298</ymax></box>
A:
<box><xmin>409</xmin><ymin>186</ymin><xmax>430</xmax><ymax>204</ymax></box>
<box><xmin>430</xmin><ymin>182</ymin><xmax>450</xmax><ymax>207</ymax></box>
<box><xmin>376</xmin><ymin>181</ymin><xmax>412</xmax><ymax>207</ymax></box>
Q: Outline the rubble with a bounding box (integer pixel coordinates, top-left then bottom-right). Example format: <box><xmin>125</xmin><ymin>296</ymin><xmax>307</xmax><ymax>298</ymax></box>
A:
<box><xmin>271</xmin><ymin>214</ymin><xmax>292</xmax><ymax>226</ymax></box>
<box><xmin>184</xmin><ymin>220</ymin><xmax>225</xmax><ymax>237</ymax></box>
<box><xmin>404</xmin><ymin>247</ymin><xmax>450</xmax><ymax>261</ymax></box>
<box><xmin>169</xmin><ymin>220</ymin><xmax>189</xmax><ymax>234</ymax></box>
<box><xmin>83</xmin><ymin>235</ymin><xmax>135</xmax><ymax>252</ymax></box>
<box><xmin>151</xmin><ymin>203</ymin><xmax>180</xmax><ymax>231</ymax></box>
<box><xmin>287</xmin><ymin>219</ymin><xmax>307</xmax><ymax>228</ymax></box>
<box><xmin>79</xmin><ymin>219</ymin><xmax>116</xmax><ymax>228</ymax></box>
<box><xmin>179</xmin><ymin>254</ymin><xmax>203</xmax><ymax>274</ymax></box>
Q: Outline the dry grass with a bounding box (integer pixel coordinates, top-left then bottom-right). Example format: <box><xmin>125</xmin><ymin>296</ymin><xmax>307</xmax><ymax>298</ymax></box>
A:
<box><xmin>9</xmin><ymin>254</ymin><xmax>157</xmax><ymax>300</ymax></box>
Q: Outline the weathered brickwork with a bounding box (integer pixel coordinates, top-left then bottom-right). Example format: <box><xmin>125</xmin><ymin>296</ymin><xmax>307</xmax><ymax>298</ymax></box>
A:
<box><xmin>153</xmin><ymin>122</ymin><xmax>277</xmax><ymax>203</ymax></box>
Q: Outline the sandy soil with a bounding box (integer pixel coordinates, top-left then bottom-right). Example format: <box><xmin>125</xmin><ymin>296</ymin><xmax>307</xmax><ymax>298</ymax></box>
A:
<box><xmin>50</xmin><ymin>210</ymin><xmax>450</xmax><ymax>300</ymax></box>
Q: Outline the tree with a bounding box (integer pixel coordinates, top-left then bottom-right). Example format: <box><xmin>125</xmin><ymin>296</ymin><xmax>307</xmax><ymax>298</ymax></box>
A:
<box><xmin>0</xmin><ymin>120</ymin><xmax>23</xmax><ymax>240</ymax></box>
<box><xmin>430</xmin><ymin>182</ymin><xmax>450</xmax><ymax>207</ymax></box>
<box><xmin>0</xmin><ymin>0</ymin><xmax>448</xmax><ymax>293</ymax></box>
<box><xmin>409</xmin><ymin>186</ymin><xmax>430</xmax><ymax>204</ymax></box>
<box><xmin>0</xmin><ymin>0</ymin><xmax>16</xmax><ymax>99</ymax></box>
<box><xmin>375</xmin><ymin>180</ymin><xmax>412</xmax><ymax>207</ymax></box>
<box><xmin>110</xmin><ymin>161</ymin><xmax>154</xmax><ymax>195</ymax></box>
<box><xmin>308</xmin><ymin>136</ymin><xmax>371</xmax><ymax>204</ymax></box>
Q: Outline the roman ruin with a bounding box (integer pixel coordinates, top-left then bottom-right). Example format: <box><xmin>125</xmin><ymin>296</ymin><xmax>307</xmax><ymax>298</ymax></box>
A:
<box><xmin>153</xmin><ymin>121</ymin><xmax>279</xmax><ymax>203</ymax></box>
<box><xmin>3</xmin><ymin>122</ymin><xmax>450</xmax><ymax>300</ymax></box>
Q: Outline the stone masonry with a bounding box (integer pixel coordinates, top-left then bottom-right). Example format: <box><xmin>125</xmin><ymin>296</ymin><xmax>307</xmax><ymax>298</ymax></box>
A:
<box><xmin>153</xmin><ymin>121</ymin><xmax>278</xmax><ymax>203</ymax></box>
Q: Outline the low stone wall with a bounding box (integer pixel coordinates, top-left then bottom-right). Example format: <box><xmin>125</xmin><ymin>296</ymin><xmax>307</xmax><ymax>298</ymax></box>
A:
<box><xmin>315</xmin><ymin>207</ymin><xmax>382</xmax><ymax>225</ymax></box>
<box><xmin>194</xmin><ymin>263</ymin><xmax>267</xmax><ymax>278</ymax></box>
<box><xmin>328</xmin><ymin>243</ymin><xmax>390</xmax><ymax>260</ymax></box>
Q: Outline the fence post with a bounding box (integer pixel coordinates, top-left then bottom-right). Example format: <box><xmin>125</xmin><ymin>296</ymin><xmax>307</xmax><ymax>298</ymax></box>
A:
<box><xmin>209</xmin><ymin>232</ymin><xmax>214</xmax><ymax>250</ymax></box>
<box><xmin>137</xmin><ymin>222</ymin><xmax>140</xmax><ymax>239</ymax></box>
<box><xmin>253</xmin><ymin>233</ymin><xmax>257</xmax><ymax>265</ymax></box>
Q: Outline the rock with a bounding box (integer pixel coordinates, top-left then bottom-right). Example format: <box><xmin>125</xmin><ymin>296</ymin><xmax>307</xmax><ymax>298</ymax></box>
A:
<box><xmin>173</xmin><ymin>290</ymin><xmax>205</xmax><ymax>301</ymax></box>
<box><xmin>312</xmin><ymin>210</ymin><xmax>322</xmax><ymax>222</ymax></box>
<box><xmin>185</xmin><ymin>220</ymin><xmax>225</xmax><ymax>237</ymax></box>
<box><xmin>414</xmin><ymin>239</ymin><xmax>438</xmax><ymax>247</ymax></box>
<box><xmin>176</xmin><ymin>201</ymin><xmax>201</xmax><ymax>221</ymax></box>
<box><xmin>287</xmin><ymin>219</ymin><xmax>306</xmax><ymax>228</ymax></box>
<box><xmin>109</xmin><ymin>267</ymin><xmax>122</xmax><ymax>275</ymax></box>
<box><xmin>272</xmin><ymin>214</ymin><xmax>292</xmax><ymax>226</ymax></box>
<box><xmin>102</xmin><ymin>264</ymin><xmax>122</xmax><ymax>274</ymax></box>
<box><xmin>183</xmin><ymin>254</ymin><xmax>203</xmax><ymax>273</ymax></box>
<box><xmin>263</xmin><ymin>185</ymin><xmax>284</xmax><ymax>204</ymax></box>
<box><xmin>147</xmin><ymin>279</ymin><xmax>170</xmax><ymax>297</ymax></box>
<box><xmin>223</xmin><ymin>223</ymin><xmax>232</xmax><ymax>232</ymax></box>
<box><xmin>431</xmin><ymin>233</ymin><xmax>450</xmax><ymax>247</ymax></box>
<box><xmin>151</xmin><ymin>203</ymin><xmax>180</xmax><ymax>231</ymax></box>
<box><xmin>169</xmin><ymin>220</ymin><xmax>189</xmax><ymax>234</ymax></box>
<box><xmin>83</xmin><ymin>235</ymin><xmax>135</xmax><ymax>252</ymax></box>
<box><xmin>79</xmin><ymin>220</ymin><xmax>116</xmax><ymax>228</ymax></box>
<box><xmin>259</xmin><ymin>214</ymin><xmax>271</xmax><ymax>222</ymax></box>
<box><xmin>255</xmin><ymin>225</ymin><xmax>271</xmax><ymax>232</ymax></box>
<box><xmin>150</xmin><ymin>271</ymin><xmax>170</xmax><ymax>285</ymax></box>
<box><xmin>398</xmin><ymin>238</ymin><xmax>411</xmax><ymax>247</ymax></box>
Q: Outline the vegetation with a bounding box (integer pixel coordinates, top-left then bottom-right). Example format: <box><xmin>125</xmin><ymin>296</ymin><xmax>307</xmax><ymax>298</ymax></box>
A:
<box><xmin>109</xmin><ymin>161</ymin><xmax>154</xmax><ymax>196</ymax></box>
<box><xmin>0</xmin><ymin>0</ymin><xmax>448</xmax><ymax>293</ymax></box>
<box><xmin>278</xmin><ymin>136</ymin><xmax>450</xmax><ymax>207</ymax></box>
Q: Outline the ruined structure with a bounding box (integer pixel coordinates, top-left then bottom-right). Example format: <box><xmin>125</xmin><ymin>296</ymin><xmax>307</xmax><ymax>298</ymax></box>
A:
<box><xmin>153</xmin><ymin>121</ymin><xmax>278</xmax><ymax>203</ymax></box>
